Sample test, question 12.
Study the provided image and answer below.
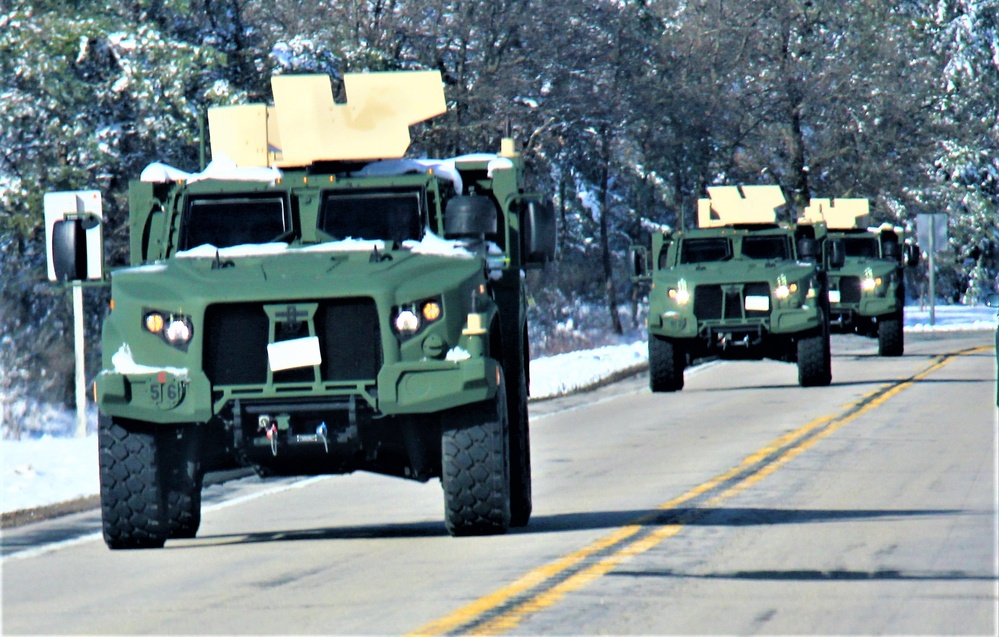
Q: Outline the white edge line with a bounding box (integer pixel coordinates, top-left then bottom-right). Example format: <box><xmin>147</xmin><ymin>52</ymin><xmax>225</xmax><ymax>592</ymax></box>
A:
<box><xmin>1</xmin><ymin>476</ymin><xmax>330</xmax><ymax>563</ymax></box>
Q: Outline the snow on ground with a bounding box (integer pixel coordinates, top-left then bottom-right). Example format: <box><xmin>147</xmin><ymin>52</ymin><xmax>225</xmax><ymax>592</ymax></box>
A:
<box><xmin>2</xmin><ymin>304</ymin><xmax>996</xmax><ymax>516</ymax></box>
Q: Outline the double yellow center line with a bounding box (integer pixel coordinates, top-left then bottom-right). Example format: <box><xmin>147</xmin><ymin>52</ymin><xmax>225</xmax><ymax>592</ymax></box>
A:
<box><xmin>409</xmin><ymin>346</ymin><xmax>987</xmax><ymax>636</ymax></box>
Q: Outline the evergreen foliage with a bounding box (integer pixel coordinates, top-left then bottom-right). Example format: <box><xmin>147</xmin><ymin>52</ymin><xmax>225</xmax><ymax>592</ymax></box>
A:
<box><xmin>1</xmin><ymin>0</ymin><xmax>996</xmax><ymax>427</ymax></box>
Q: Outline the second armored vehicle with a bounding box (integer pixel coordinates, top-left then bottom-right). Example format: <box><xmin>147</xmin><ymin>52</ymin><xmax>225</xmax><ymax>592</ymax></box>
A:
<box><xmin>800</xmin><ymin>198</ymin><xmax>919</xmax><ymax>356</ymax></box>
<box><xmin>634</xmin><ymin>185</ymin><xmax>839</xmax><ymax>391</ymax></box>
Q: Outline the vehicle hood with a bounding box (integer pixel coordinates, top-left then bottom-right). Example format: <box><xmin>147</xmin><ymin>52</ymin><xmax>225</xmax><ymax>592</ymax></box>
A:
<box><xmin>111</xmin><ymin>242</ymin><xmax>485</xmax><ymax>305</ymax></box>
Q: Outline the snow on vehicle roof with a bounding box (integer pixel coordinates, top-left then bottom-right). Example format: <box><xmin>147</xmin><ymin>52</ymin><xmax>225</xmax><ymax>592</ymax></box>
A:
<box><xmin>140</xmin><ymin>153</ymin><xmax>514</xmax><ymax>195</ymax></box>
<box><xmin>172</xmin><ymin>233</ymin><xmax>474</xmax><ymax>260</ymax></box>
<box><xmin>140</xmin><ymin>154</ymin><xmax>282</xmax><ymax>184</ymax></box>
<box><xmin>402</xmin><ymin>230</ymin><xmax>473</xmax><ymax>258</ymax></box>
<box><xmin>353</xmin><ymin>154</ymin><xmax>514</xmax><ymax>195</ymax></box>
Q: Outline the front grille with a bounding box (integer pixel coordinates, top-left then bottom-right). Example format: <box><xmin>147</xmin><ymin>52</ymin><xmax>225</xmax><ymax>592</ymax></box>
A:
<box><xmin>694</xmin><ymin>286</ymin><xmax>723</xmax><ymax>320</ymax></box>
<box><xmin>838</xmin><ymin>276</ymin><xmax>862</xmax><ymax>304</ymax></box>
<box><xmin>203</xmin><ymin>299</ymin><xmax>383</xmax><ymax>386</ymax></box>
<box><xmin>204</xmin><ymin>303</ymin><xmax>269</xmax><ymax>385</ymax></box>
<box><xmin>694</xmin><ymin>282</ymin><xmax>770</xmax><ymax>321</ymax></box>
<box><xmin>315</xmin><ymin>300</ymin><xmax>382</xmax><ymax>381</ymax></box>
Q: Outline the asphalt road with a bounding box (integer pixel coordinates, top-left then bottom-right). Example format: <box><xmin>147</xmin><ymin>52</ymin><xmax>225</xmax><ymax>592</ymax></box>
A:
<box><xmin>2</xmin><ymin>331</ymin><xmax>996</xmax><ymax>635</ymax></box>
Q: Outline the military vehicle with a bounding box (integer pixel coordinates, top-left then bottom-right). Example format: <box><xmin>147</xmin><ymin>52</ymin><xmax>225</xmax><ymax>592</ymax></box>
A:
<box><xmin>48</xmin><ymin>71</ymin><xmax>556</xmax><ymax>549</ymax></box>
<box><xmin>632</xmin><ymin>185</ymin><xmax>840</xmax><ymax>391</ymax></box>
<box><xmin>799</xmin><ymin>198</ymin><xmax>919</xmax><ymax>356</ymax></box>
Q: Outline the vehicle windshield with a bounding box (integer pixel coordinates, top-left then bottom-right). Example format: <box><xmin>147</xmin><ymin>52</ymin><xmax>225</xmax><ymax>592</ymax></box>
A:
<box><xmin>180</xmin><ymin>195</ymin><xmax>290</xmax><ymax>249</ymax></box>
<box><xmin>319</xmin><ymin>190</ymin><xmax>424</xmax><ymax>243</ymax></box>
<box><xmin>741</xmin><ymin>235</ymin><xmax>790</xmax><ymax>260</ymax></box>
<box><xmin>680</xmin><ymin>238</ymin><xmax>732</xmax><ymax>264</ymax></box>
<box><xmin>841</xmin><ymin>236</ymin><xmax>880</xmax><ymax>258</ymax></box>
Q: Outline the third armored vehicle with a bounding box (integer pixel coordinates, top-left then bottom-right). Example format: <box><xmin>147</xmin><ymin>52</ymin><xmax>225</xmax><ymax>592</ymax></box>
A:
<box><xmin>633</xmin><ymin>185</ymin><xmax>840</xmax><ymax>391</ymax></box>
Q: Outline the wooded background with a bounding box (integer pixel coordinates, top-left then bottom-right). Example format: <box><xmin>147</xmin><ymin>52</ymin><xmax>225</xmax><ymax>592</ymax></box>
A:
<box><xmin>1</xmin><ymin>0</ymin><xmax>997</xmax><ymax>425</ymax></box>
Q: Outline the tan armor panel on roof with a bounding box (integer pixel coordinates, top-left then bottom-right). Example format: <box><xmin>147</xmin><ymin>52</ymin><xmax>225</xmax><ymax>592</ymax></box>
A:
<box><xmin>696</xmin><ymin>185</ymin><xmax>785</xmax><ymax>227</ymax></box>
<box><xmin>801</xmin><ymin>198</ymin><xmax>870</xmax><ymax>229</ymax></box>
<box><xmin>208</xmin><ymin>70</ymin><xmax>447</xmax><ymax>167</ymax></box>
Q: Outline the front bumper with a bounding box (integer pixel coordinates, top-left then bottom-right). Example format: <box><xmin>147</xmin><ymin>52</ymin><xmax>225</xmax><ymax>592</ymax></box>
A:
<box><xmin>648</xmin><ymin>304</ymin><xmax>822</xmax><ymax>339</ymax></box>
<box><xmin>96</xmin><ymin>356</ymin><xmax>500</xmax><ymax>425</ymax></box>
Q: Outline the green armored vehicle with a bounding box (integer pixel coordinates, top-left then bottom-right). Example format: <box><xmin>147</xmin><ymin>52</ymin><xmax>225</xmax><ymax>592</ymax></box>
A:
<box><xmin>800</xmin><ymin>198</ymin><xmax>919</xmax><ymax>356</ymax></box>
<box><xmin>633</xmin><ymin>185</ymin><xmax>839</xmax><ymax>392</ymax></box>
<box><xmin>51</xmin><ymin>71</ymin><xmax>556</xmax><ymax>548</ymax></box>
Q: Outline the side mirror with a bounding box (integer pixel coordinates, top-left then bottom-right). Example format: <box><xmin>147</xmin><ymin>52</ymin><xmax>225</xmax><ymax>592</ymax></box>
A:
<box><xmin>444</xmin><ymin>195</ymin><xmax>498</xmax><ymax>238</ymax></box>
<box><xmin>881</xmin><ymin>235</ymin><xmax>901</xmax><ymax>262</ymax></box>
<box><xmin>797</xmin><ymin>237</ymin><xmax>819</xmax><ymax>263</ymax></box>
<box><xmin>521</xmin><ymin>198</ymin><xmax>556</xmax><ymax>266</ymax></box>
<box><xmin>827</xmin><ymin>239</ymin><xmax>846</xmax><ymax>269</ymax></box>
<box><xmin>629</xmin><ymin>245</ymin><xmax>649</xmax><ymax>281</ymax></box>
<box><xmin>44</xmin><ymin>191</ymin><xmax>104</xmax><ymax>282</ymax></box>
<box><xmin>905</xmin><ymin>243</ymin><xmax>921</xmax><ymax>267</ymax></box>
<box><xmin>51</xmin><ymin>219</ymin><xmax>88</xmax><ymax>281</ymax></box>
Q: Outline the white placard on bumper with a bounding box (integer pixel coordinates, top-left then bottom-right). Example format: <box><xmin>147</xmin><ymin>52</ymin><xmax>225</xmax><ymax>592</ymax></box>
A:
<box><xmin>267</xmin><ymin>336</ymin><xmax>322</xmax><ymax>372</ymax></box>
<box><xmin>744</xmin><ymin>295</ymin><xmax>770</xmax><ymax>312</ymax></box>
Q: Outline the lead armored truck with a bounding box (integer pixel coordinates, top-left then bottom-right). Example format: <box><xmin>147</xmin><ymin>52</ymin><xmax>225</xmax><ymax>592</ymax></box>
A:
<box><xmin>799</xmin><ymin>198</ymin><xmax>919</xmax><ymax>356</ymax></box>
<box><xmin>633</xmin><ymin>185</ymin><xmax>839</xmax><ymax>391</ymax></box>
<box><xmin>56</xmin><ymin>71</ymin><xmax>555</xmax><ymax>548</ymax></box>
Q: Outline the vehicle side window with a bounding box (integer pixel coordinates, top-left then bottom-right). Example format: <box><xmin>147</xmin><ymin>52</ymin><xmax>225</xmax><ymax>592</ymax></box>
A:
<box><xmin>318</xmin><ymin>190</ymin><xmax>423</xmax><ymax>243</ymax></box>
<box><xmin>181</xmin><ymin>195</ymin><xmax>290</xmax><ymax>250</ymax></box>
<box><xmin>741</xmin><ymin>235</ymin><xmax>790</xmax><ymax>260</ymax></box>
<box><xmin>680</xmin><ymin>238</ymin><xmax>731</xmax><ymax>264</ymax></box>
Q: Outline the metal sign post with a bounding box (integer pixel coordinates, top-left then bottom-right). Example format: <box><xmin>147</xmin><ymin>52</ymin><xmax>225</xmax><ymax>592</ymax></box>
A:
<box><xmin>73</xmin><ymin>282</ymin><xmax>87</xmax><ymax>438</ymax></box>
<box><xmin>916</xmin><ymin>213</ymin><xmax>948</xmax><ymax>327</ymax></box>
<box><xmin>44</xmin><ymin>191</ymin><xmax>103</xmax><ymax>437</ymax></box>
<box><xmin>929</xmin><ymin>217</ymin><xmax>936</xmax><ymax>326</ymax></box>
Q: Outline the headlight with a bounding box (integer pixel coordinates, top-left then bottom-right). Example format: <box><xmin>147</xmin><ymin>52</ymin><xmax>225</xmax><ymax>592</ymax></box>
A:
<box><xmin>165</xmin><ymin>318</ymin><xmax>193</xmax><ymax>345</ymax></box>
<box><xmin>143</xmin><ymin>310</ymin><xmax>194</xmax><ymax>350</ymax></box>
<box><xmin>422</xmin><ymin>300</ymin><xmax>442</xmax><ymax>322</ymax></box>
<box><xmin>774</xmin><ymin>282</ymin><xmax>799</xmax><ymax>300</ymax></box>
<box><xmin>393</xmin><ymin>297</ymin><xmax>443</xmax><ymax>338</ymax></box>
<box><xmin>667</xmin><ymin>279</ymin><xmax>691</xmax><ymax>304</ymax></box>
<box><xmin>394</xmin><ymin>309</ymin><xmax>421</xmax><ymax>335</ymax></box>
<box><xmin>861</xmin><ymin>276</ymin><xmax>883</xmax><ymax>291</ymax></box>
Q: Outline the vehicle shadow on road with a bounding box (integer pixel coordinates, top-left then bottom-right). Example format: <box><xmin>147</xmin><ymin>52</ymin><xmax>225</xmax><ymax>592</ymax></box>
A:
<box><xmin>608</xmin><ymin>567</ymin><xmax>996</xmax><ymax>582</ymax></box>
<box><xmin>180</xmin><ymin>506</ymin><xmax>967</xmax><ymax>549</ymax></box>
<box><xmin>692</xmin><ymin>376</ymin><xmax>991</xmax><ymax>393</ymax></box>
<box><xmin>515</xmin><ymin>506</ymin><xmax>965</xmax><ymax>534</ymax></box>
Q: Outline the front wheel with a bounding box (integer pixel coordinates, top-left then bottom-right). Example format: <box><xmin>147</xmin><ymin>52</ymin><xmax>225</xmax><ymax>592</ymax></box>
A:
<box><xmin>507</xmin><ymin>364</ymin><xmax>532</xmax><ymax>528</ymax></box>
<box><xmin>649</xmin><ymin>336</ymin><xmax>684</xmax><ymax>392</ymax></box>
<box><xmin>98</xmin><ymin>414</ymin><xmax>169</xmax><ymax>549</ymax></box>
<box><xmin>797</xmin><ymin>330</ymin><xmax>832</xmax><ymax>387</ymax></box>
<box><xmin>877</xmin><ymin>312</ymin><xmax>904</xmax><ymax>356</ymax></box>
<box><xmin>163</xmin><ymin>427</ymin><xmax>203</xmax><ymax>539</ymax></box>
<box><xmin>441</xmin><ymin>373</ymin><xmax>511</xmax><ymax>536</ymax></box>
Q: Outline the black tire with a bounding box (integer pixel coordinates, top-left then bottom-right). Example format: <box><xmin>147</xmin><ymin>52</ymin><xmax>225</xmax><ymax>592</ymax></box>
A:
<box><xmin>797</xmin><ymin>331</ymin><xmax>832</xmax><ymax>387</ymax></box>
<box><xmin>649</xmin><ymin>336</ymin><xmax>684</xmax><ymax>392</ymax></box>
<box><xmin>507</xmin><ymin>364</ymin><xmax>532</xmax><ymax>528</ymax></box>
<box><xmin>877</xmin><ymin>313</ymin><xmax>904</xmax><ymax>356</ymax></box>
<box><xmin>163</xmin><ymin>427</ymin><xmax>203</xmax><ymax>539</ymax></box>
<box><xmin>98</xmin><ymin>414</ymin><xmax>169</xmax><ymax>549</ymax></box>
<box><xmin>441</xmin><ymin>373</ymin><xmax>511</xmax><ymax>536</ymax></box>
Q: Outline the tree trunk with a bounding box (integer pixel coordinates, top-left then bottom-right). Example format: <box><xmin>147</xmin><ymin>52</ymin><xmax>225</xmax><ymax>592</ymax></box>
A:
<box><xmin>598</xmin><ymin>132</ymin><xmax>624</xmax><ymax>335</ymax></box>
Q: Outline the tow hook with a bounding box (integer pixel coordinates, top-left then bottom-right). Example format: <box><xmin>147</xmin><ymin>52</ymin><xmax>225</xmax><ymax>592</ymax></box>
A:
<box><xmin>317</xmin><ymin>422</ymin><xmax>329</xmax><ymax>453</ymax></box>
<box><xmin>259</xmin><ymin>415</ymin><xmax>279</xmax><ymax>457</ymax></box>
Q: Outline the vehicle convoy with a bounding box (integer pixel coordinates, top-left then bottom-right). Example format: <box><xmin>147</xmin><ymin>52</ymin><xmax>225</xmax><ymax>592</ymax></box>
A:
<box><xmin>632</xmin><ymin>185</ymin><xmax>840</xmax><ymax>392</ymax></box>
<box><xmin>48</xmin><ymin>71</ymin><xmax>556</xmax><ymax>548</ymax></box>
<box><xmin>799</xmin><ymin>198</ymin><xmax>919</xmax><ymax>356</ymax></box>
